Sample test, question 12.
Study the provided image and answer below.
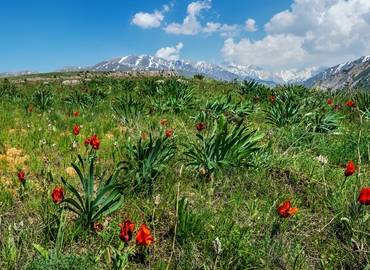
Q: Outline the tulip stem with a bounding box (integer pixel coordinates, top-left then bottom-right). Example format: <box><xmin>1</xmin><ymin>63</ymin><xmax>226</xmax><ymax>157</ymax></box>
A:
<box><xmin>166</xmin><ymin>182</ymin><xmax>180</xmax><ymax>270</ymax></box>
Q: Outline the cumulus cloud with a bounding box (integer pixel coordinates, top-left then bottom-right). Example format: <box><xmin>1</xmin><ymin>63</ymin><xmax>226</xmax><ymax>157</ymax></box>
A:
<box><xmin>245</xmin><ymin>18</ymin><xmax>257</xmax><ymax>32</ymax></box>
<box><xmin>164</xmin><ymin>1</ymin><xmax>211</xmax><ymax>35</ymax></box>
<box><xmin>222</xmin><ymin>0</ymin><xmax>370</xmax><ymax>70</ymax></box>
<box><xmin>155</xmin><ymin>42</ymin><xmax>184</xmax><ymax>60</ymax></box>
<box><xmin>164</xmin><ymin>1</ymin><xmax>240</xmax><ymax>37</ymax></box>
<box><xmin>132</xmin><ymin>4</ymin><xmax>172</xmax><ymax>29</ymax></box>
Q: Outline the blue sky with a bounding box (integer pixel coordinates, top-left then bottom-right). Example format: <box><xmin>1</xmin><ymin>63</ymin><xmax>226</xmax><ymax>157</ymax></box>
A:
<box><xmin>1</xmin><ymin>0</ymin><xmax>370</xmax><ymax>72</ymax></box>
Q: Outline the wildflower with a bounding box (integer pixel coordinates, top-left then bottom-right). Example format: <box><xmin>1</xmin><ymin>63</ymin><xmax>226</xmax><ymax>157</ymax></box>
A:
<box><xmin>344</xmin><ymin>160</ymin><xmax>356</xmax><ymax>177</ymax></box>
<box><xmin>136</xmin><ymin>224</ymin><xmax>155</xmax><ymax>246</ymax></box>
<box><xmin>73</xmin><ymin>124</ymin><xmax>80</xmax><ymax>136</ymax></box>
<box><xmin>119</xmin><ymin>220</ymin><xmax>135</xmax><ymax>243</ymax></box>
<box><xmin>17</xmin><ymin>170</ymin><xmax>26</xmax><ymax>183</ymax></box>
<box><xmin>160</xmin><ymin>119</ymin><xmax>168</xmax><ymax>126</ymax></box>
<box><xmin>84</xmin><ymin>137</ymin><xmax>91</xmax><ymax>146</ymax></box>
<box><xmin>346</xmin><ymin>100</ymin><xmax>355</xmax><ymax>108</ymax></box>
<box><xmin>73</xmin><ymin>111</ymin><xmax>80</xmax><ymax>117</ymax></box>
<box><xmin>277</xmin><ymin>200</ymin><xmax>298</xmax><ymax>218</ymax></box>
<box><xmin>327</xmin><ymin>98</ymin><xmax>333</xmax><ymax>106</ymax></box>
<box><xmin>90</xmin><ymin>134</ymin><xmax>100</xmax><ymax>150</ymax></box>
<box><xmin>212</xmin><ymin>237</ymin><xmax>222</xmax><ymax>255</ymax></box>
<box><xmin>85</xmin><ymin>134</ymin><xmax>100</xmax><ymax>150</ymax></box>
<box><xmin>165</xmin><ymin>129</ymin><xmax>174</xmax><ymax>138</ymax></box>
<box><xmin>92</xmin><ymin>222</ymin><xmax>104</xmax><ymax>232</ymax></box>
<box><xmin>316</xmin><ymin>155</ymin><xmax>328</xmax><ymax>165</ymax></box>
<box><xmin>358</xmin><ymin>187</ymin><xmax>370</xmax><ymax>205</ymax></box>
<box><xmin>51</xmin><ymin>186</ymin><xmax>64</xmax><ymax>204</ymax></box>
<box><xmin>196</xmin><ymin>122</ymin><xmax>206</xmax><ymax>132</ymax></box>
<box><xmin>270</xmin><ymin>95</ymin><xmax>276</xmax><ymax>103</ymax></box>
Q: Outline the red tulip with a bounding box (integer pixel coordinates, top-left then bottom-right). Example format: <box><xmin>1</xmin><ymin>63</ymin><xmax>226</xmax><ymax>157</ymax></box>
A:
<box><xmin>51</xmin><ymin>186</ymin><xmax>64</xmax><ymax>204</ymax></box>
<box><xmin>119</xmin><ymin>220</ymin><xmax>135</xmax><ymax>243</ymax></box>
<box><xmin>196</xmin><ymin>122</ymin><xmax>206</xmax><ymax>132</ymax></box>
<box><xmin>73</xmin><ymin>111</ymin><xmax>80</xmax><ymax>117</ymax></box>
<box><xmin>73</xmin><ymin>124</ymin><xmax>80</xmax><ymax>136</ymax></box>
<box><xmin>17</xmin><ymin>170</ymin><xmax>26</xmax><ymax>183</ymax></box>
<box><xmin>277</xmin><ymin>200</ymin><xmax>298</xmax><ymax>218</ymax></box>
<box><xmin>160</xmin><ymin>119</ymin><xmax>168</xmax><ymax>126</ymax></box>
<box><xmin>136</xmin><ymin>224</ymin><xmax>155</xmax><ymax>246</ymax></box>
<box><xmin>344</xmin><ymin>160</ymin><xmax>356</xmax><ymax>177</ymax></box>
<box><xmin>346</xmin><ymin>100</ymin><xmax>355</xmax><ymax>108</ymax></box>
<box><xmin>165</xmin><ymin>129</ymin><xmax>174</xmax><ymax>138</ymax></box>
<box><xmin>327</xmin><ymin>98</ymin><xmax>333</xmax><ymax>106</ymax></box>
<box><xmin>84</xmin><ymin>137</ymin><xmax>91</xmax><ymax>146</ymax></box>
<box><xmin>270</xmin><ymin>95</ymin><xmax>276</xmax><ymax>103</ymax></box>
<box><xmin>358</xmin><ymin>187</ymin><xmax>370</xmax><ymax>205</ymax></box>
<box><xmin>90</xmin><ymin>134</ymin><xmax>100</xmax><ymax>150</ymax></box>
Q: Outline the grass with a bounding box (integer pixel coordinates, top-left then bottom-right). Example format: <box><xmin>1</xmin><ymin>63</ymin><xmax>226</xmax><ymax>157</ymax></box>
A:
<box><xmin>0</xmin><ymin>75</ymin><xmax>370</xmax><ymax>269</ymax></box>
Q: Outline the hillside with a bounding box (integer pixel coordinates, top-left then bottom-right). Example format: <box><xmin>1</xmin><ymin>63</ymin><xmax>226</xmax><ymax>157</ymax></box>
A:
<box><xmin>1</xmin><ymin>76</ymin><xmax>370</xmax><ymax>269</ymax></box>
<box><xmin>305</xmin><ymin>55</ymin><xmax>370</xmax><ymax>90</ymax></box>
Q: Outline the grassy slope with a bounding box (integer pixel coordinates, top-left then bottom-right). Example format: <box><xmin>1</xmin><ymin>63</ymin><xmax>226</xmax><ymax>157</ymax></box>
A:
<box><xmin>0</xmin><ymin>75</ymin><xmax>369</xmax><ymax>269</ymax></box>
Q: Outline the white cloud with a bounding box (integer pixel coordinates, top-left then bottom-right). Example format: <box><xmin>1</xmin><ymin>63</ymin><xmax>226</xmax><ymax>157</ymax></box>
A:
<box><xmin>164</xmin><ymin>1</ymin><xmax>241</xmax><ymax>37</ymax></box>
<box><xmin>164</xmin><ymin>1</ymin><xmax>211</xmax><ymax>35</ymax></box>
<box><xmin>245</xmin><ymin>18</ymin><xmax>257</xmax><ymax>32</ymax></box>
<box><xmin>222</xmin><ymin>0</ymin><xmax>370</xmax><ymax>70</ymax></box>
<box><xmin>203</xmin><ymin>22</ymin><xmax>221</xmax><ymax>33</ymax></box>
<box><xmin>132</xmin><ymin>4</ymin><xmax>172</xmax><ymax>29</ymax></box>
<box><xmin>222</xmin><ymin>35</ymin><xmax>307</xmax><ymax>70</ymax></box>
<box><xmin>155</xmin><ymin>42</ymin><xmax>184</xmax><ymax>60</ymax></box>
<box><xmin>132</xmin><ymin>11</ymin><xmax>164</xmax><ymax>29</ymax></box>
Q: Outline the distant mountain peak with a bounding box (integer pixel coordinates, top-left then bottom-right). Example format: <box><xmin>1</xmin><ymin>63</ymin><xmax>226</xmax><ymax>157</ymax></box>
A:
<box><xmin>304</xmin><ymin>55</ymin><xmax>370</xmax><ymax>90</ymax></box>
<box><xmin>90</xmin><ymin>55</ymin><xmax>319</xmax><ymax>84</ymax></box>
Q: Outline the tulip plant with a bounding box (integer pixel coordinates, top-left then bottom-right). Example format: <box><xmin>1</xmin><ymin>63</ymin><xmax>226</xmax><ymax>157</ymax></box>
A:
<box><xmin>60</xmin><ymin>154</ymin><xmax>125</xmax><ymax>228</ymax></box>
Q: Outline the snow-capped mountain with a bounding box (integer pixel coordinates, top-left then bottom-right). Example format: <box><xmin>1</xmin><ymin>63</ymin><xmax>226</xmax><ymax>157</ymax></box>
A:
<box><xmin>91</xmin><ymin>55</ymin><xmax>318</xmax><ymax>84</ymax></box>
<box><xmin>304</xmin><ymin>55</ymin><xmax>370</xmax><ymax>90</ymax></box>
<box><xmin>224</xmin><ymin>64</ymin><xmax>322</xmax><ymax>84</ymax></box>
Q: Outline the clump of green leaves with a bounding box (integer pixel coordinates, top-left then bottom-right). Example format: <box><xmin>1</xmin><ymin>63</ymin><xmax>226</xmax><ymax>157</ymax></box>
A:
<box><xmin>112</xmin><ymin>94</ymin><xmax>144</xmax><ymax>125</ymax></box>
<box><xmin>265</xmin><ymin>99</ymin><xmax>301</xmax><ymax>127</ymax></box>
<box><xmin>60</xmin><ymin>154</ymin><xmax>125</xmax><ymax>228</ymax></box>
<box><xmin>185</xmin><ymin>116</ymin><xmax>263</xmax><ymax>177</ymax></box>
<box><xmin>304</xmin><ymin>110</ymin><xmax>342</xmax><ymax>133</ymax></box>
<box><xmin>151</xmin><ymin>79</ymin><xmax>194</xmax><ymax>113</ymax></box>
<box><xmin>124</xmin><ymin>134</ymin><xmax>176</xmax><ymax>193</ymax></box>
<box><xmin>176</xmin><ymin>197</ymin><xmax>205</xmax><ymax>245</ymax></box>
<box><xmin>31</xmin><ymin>87</ymin><xmax>54</xmax><ymax>112</ymax></box>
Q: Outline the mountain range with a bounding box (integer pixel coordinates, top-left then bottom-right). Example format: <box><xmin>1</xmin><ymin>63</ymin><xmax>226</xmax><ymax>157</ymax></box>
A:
<box><xmin>90</xmin><ymin>55</ymin><xmax>322</xmax><ymax>85</ymax></box>
<box><xmin>2</xmin><ymin>55</ymin><xmax>370</xmax><ymax>90</ymax></box>
<box><xmin>304</xmin><ymin>55</ymin><xmax>370</xmax><ymax>90</ymax></box>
